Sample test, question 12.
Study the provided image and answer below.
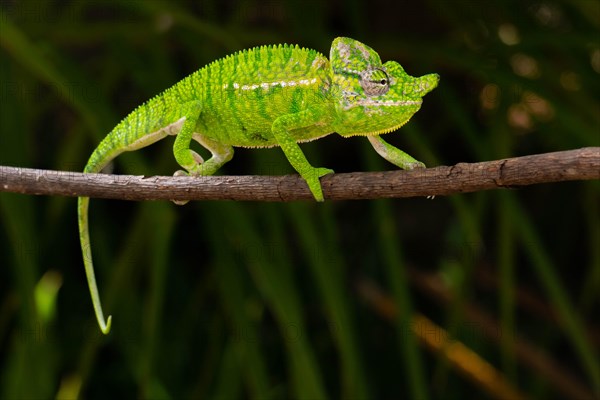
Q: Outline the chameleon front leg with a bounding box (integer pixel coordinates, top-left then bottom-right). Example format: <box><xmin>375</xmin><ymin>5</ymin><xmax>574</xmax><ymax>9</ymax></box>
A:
<box><xmin>272</xmin><ymin>108</ymin><xmax>334</xmax><ymax>202</ymax></box>
<box><xmin>367</xmin><ymin>135</ymin><xmax>425</xmax><ymax>170</ymax></box>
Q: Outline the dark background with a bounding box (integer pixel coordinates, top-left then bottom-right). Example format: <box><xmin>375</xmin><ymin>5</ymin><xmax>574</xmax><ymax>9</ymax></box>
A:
<box><xmin>1</xmin><ymin>0</ymin><xmax>598</xmax><ymax>399</ymax></box>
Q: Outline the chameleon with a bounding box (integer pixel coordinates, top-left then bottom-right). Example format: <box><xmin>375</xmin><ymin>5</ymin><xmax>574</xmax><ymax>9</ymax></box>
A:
<box><xmin>78</xmin><ymin>37</ymin><xmax>439</xmax><ymax>334</ymax></box>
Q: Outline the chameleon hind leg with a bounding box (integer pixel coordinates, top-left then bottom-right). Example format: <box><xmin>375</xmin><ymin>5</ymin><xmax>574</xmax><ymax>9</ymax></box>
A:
<box><xmin>172</xmin><ymin>124</ymin><xmax>234</xmax><ymax>204</ymax></box>
<box><xmin>171</xmin><ymin>98</ymin><xmax>234</xmax><ymax>177</ymax></box>
<box><xmin>173</xmin><ymin>133</ymin><xmax>233</xmax><ymax>177</ymax></box>
<box><xmin>190</xmin><ymin>133</ymin><xmax>234</xmax><ymax>175</ymax></box>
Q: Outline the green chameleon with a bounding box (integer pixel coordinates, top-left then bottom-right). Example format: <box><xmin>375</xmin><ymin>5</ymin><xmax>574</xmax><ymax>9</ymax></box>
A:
<box><xmin>79</xmin><ymin>37</ymin><xmax>439</xmax><ymax>334</ymax></box>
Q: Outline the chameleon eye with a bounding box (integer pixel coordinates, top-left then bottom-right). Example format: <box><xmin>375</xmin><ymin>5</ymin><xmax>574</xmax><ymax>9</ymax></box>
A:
<box><xmin>360</xmin><ymin>68</ymin><xmax>390</xmax><ymax>96</ymax></box>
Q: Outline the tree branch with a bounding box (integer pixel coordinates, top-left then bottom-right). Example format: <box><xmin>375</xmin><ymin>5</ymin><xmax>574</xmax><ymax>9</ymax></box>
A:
<box><xmin>1</xmin><ymin>147</ymin><xmax>598</xmax><ymax>202</ymax></box>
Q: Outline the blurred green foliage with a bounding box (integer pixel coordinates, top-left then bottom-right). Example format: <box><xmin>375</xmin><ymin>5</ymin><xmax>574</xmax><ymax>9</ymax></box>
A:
<box><xmin>0</xmin><ymin>0</ymin><xmax>598</xmax><ymax>399</ymax></box>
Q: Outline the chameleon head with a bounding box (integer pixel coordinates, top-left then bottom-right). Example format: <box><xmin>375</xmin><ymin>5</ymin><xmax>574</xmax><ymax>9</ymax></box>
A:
<box><xmin>329</xmin><ymin>37</ymin><xmax>439</xmax><ymax>137</ymax></box>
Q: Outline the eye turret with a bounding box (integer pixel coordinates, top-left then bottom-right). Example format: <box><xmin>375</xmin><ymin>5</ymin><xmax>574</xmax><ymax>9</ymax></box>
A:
<box><xmin>360</xmin><ymin>68</ymin><xmax>390</xmax><ymax>96</ymax></box>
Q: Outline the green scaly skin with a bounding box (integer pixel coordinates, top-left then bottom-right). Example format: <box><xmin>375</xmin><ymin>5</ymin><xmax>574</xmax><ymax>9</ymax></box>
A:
<box><xmin>79</xmin><ymin>37</ymin><xmax>439</xmax><ymax>334</ymax></box>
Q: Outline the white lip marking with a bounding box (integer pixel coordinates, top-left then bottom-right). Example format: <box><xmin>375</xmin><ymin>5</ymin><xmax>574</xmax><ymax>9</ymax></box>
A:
<box><xmin>343</xmin><ymin>99</ymin><xmax>421</xmax><ymax>110</ymax></box>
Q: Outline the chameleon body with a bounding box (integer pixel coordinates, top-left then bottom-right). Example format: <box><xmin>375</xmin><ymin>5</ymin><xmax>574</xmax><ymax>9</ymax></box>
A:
<box><xmin>79</xmin><ymin>37</ymin><xmax>439</xmax><ymax>333</ymax></box>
